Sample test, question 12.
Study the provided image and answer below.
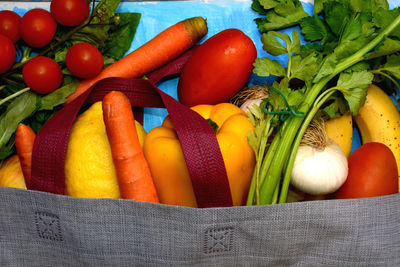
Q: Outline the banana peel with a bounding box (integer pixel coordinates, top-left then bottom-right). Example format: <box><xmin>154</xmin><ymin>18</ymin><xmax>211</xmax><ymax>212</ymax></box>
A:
<box><xmin>353</xmin><ymin>84</ymin><xmax>400</xmax><ymax>191</ymax></box>
<box><xmin>325</xmin><ymin>115</ymin><xmax>353</xmax><ymax>158</ymax></box>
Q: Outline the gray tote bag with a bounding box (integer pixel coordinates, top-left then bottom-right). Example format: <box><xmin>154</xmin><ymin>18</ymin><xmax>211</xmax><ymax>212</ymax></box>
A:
<box><xmin>0</xmin><ymin>186</ymin><xmax>399</xmax><ymax>266</ymax></box>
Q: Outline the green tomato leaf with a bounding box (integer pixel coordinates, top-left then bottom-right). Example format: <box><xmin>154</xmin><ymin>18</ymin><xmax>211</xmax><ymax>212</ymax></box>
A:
<box><xmin>39</xmin><ymin>80</ymin><xmax>79</xmax><ymax>111</ymax></box>
<box><xmin>0</xmin><ymin>145</ymin><xmax>14</xmax><ymax>161</ymax></box>
<box><xmin>104</xmin><ymin>12</ymin><xmax>141</xmax><ymax>60</ymax></box>
<box><xmin>0</xmin><ymin>92</ymin><xmax>39</xmax><ymax>151</ymax></box>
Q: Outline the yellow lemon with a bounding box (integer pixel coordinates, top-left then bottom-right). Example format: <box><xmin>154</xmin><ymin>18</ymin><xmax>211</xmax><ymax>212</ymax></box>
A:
<box><xmin>65</xmin><ymin>101</ymin><xmax>147</xmax><ymax>198</ymax></box>
<box><xmin>0</xmin><ymin>155</ymin><xmax>27</xmax><ymax>189</ymax></box>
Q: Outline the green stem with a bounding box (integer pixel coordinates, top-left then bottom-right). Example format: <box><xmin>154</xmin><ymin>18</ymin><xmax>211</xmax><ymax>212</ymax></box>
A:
<box><xmin>278</xmin><ymin>89</ymin><xmax>336</xmax><ymax>204</ymax></box>
<box><xmin>247</xmin><ymin>124</ymin><xmax>282</xmax><ymax>205</ymax></box>
<box><xmin>0</xmin><ymin>87</ymin><xmax>30</xmax><ymax>106</ymax></box>
<box><xmin>287</xmin><ymin>51</ymin><xmax>292</xmax><ymax>78</ymax></box>
<box><xmin>257</xmin><ymin>13</ymin><xmax>400</xmax><ymax>205</ymax></box>
<box><xmin>246</xmin><ymin>113</ymin><xmax>273</xmax><ymax>205</ymax></box>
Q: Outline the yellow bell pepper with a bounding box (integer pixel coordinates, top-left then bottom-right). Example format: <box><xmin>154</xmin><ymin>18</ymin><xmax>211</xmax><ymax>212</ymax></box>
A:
<box><xmin>143</xmin><ymin>103</ymin><xmax>256</xmax><ymax>207</ymax></box>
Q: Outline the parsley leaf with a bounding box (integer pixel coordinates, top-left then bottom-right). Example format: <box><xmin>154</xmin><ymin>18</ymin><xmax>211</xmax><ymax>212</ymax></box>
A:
<box><xmin>255</xmin><ymin>0</ymin><xmax>308</xmax><ymax>32</ymax></box>
<box><xmin>335</xmin><ymin>71</ymin><xmax>374</xmax><ymax>115</ymax></box>
<box><xmin>253</xmin><ymin>58</ymin><xmax>286</xmax><ymax>77</ymax></box>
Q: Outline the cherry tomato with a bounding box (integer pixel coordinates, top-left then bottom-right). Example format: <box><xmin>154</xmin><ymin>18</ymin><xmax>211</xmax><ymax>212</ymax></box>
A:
<box><xmin>0</xmin><ymin>34</ymin><xmax>16</xmax><ymax>74</ymax></box>
<box><xmin>19</xmin><ymin>9</ymin><xmax>56</xmax><ymax>48</ymax></box>
<box><xmin>66</xmin><ymin>42</ymin><xmax>104</xmax><ymax>79</ymax></box>
<box><xmin>22</xmin><ymin>56</ymin><xmax>63</xmax><ymax>94</ymax></box>
<box><xmin>178</xmin><ymin>28</ymin><xmax>257</xmax><ymax>107</ymax></box>
<box><xmin>50</xmin><ymin>0</ymin><xmax>90</xmax><ymax>27</ymax></box>
<box><xmin>0</xmin><ymin>10</ymin><xmax>21</xmax><ymax>43</ymax></box>
<box><xmin>333</xmin><ymin>142</ymin><xmax>398</xmax><ymax>199</ymax></box>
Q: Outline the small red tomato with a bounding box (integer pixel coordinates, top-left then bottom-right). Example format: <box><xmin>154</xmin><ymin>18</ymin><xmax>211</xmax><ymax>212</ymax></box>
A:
<box><xmin>66</xmin><ymin>42</ymin><xmax>104</xmax><ymax>79</ymax></box>
<box><xmin>0</xmin><ymin>34</ymin><xmax>16</xmax><ymax>74</ymax></box>
<box><xmin>20</xmin><ymin>9</ymin><xmax>57</xmax><ymax>48</ymax></box>
<box><xmin>22</xmin><ymin>56</ymin><xmax>63</xmax><ymax>94</ymax></box>
<box><xmin>50</xmin><ymin>0</ymin><xmax>90</xmax><ymax>27</ymax></box>
<box><xmin>333</xmin><ymin>142</ymin><xmax>398</xmax><ymax>199</ymax></box>
<box><xmin>0</xmin><ymin>10</ymin><xmax>21</xmax><ymax>43</ymax></box>
<box><xmin>178</xmin><ymin>28</ymin><xmax>257</xmax><ymax>107</ymax></box>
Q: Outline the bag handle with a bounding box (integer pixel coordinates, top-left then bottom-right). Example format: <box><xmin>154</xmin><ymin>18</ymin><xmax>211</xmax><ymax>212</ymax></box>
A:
<box><xmin>30</xmin><ymin>48</ymin><xmax>233</xmax><ymax>208</ymax></box>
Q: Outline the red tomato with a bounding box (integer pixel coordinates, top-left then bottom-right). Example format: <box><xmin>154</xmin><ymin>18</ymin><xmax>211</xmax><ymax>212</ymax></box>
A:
<box><xmin>19</xmin><ymin>9</ymin><xmax>56</xmax><ymax>48</ymax></box>
<box><xmin>22</xmin><ymin>56</ymin><xmax>63</xmax><ymax>94</ymax></box>
<box><xmin>50</xmin><ymin>0</ymin><xmax>90</xmax><ymax>27</ymax></box>
<box><xmin>0</xmin><ymin>10</ymin><xmax>21</xmax><ymax>43</ymax></box>
<box><xmin>66</xmin><ymin>42</ymin><xmax>104</xmax><ymax>79</ymax></box>
<box><xmin>333</xmin><ymin>142</ymin><xmax>398</xmax><ymax>199</ymax></box>
<box><xmin>178</xmin><ymin>28</ymin><xmax>257</xmax><ymax>107</ymax></box>
<box><xmin>0</xmin><ymin>34</ymin><xmax>16</xmax><ymax>74</ymax></box>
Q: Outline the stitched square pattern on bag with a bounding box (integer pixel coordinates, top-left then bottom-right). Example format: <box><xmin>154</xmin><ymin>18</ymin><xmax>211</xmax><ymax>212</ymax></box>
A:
<box><xmin>204</xmin><ymin>226</ymin><xmax>234</xmax><ymax>254</ymax></box>
<box><xmin>35</xmin><ymin>211</ymin><xmax>63</xmax><ymax>241</ymax></box>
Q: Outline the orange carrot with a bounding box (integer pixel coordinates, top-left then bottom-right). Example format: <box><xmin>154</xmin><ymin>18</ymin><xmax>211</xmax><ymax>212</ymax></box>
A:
<box><xmin>15</xmin><ymin>123</ymin><xmax>36</xmax><ymax>188</ymax></box>
<box><xmin>66</xmin><ymin>16</ymin><xmax>208</xmax><ymax>104</ymax></box>
<box><xmin>102</xmin><ymin>91</ymin><xmax>159</xmax><ymax>203</ymax></box>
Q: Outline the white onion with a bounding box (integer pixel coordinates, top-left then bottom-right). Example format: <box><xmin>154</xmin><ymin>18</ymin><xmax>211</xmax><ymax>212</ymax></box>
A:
<box><xmin>291</xmin><ymin>140</ymin><xmax>348</xmax><ymax>195</ymax></box>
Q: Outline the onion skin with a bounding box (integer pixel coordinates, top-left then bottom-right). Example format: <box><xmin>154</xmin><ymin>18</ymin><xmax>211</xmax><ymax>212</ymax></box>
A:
<box><xmin>290</xmin><ymin>141</ymin><xmax>348</xmax><ymax>195</ymax></box>
<box><xmin>240</xmin><ymin>99</ymin><xmax>263</xmax><ymax>113</ymax></box>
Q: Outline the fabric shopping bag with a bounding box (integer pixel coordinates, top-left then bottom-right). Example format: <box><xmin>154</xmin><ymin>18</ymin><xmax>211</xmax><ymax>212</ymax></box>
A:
<box><xmin>0</xmin><ymin>0</ymin><xmax>400</xmax><ymax>266</ymax></box>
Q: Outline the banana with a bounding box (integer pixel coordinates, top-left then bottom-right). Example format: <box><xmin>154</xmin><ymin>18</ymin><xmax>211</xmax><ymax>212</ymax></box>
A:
<box><xmin>325</xmin><ymin>115</ymin><xmax>353</xmax><ymax>158</ymax></box>
<box><xmin>353</xmin><ymin>84</ymin><xmax>400</xmax><ymax>191</ymax></box>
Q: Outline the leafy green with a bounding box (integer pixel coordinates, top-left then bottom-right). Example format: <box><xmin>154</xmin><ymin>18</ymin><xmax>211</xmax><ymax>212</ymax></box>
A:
<box><xmin>0</xmin><ymin>92</ymin><xmax>38</xmax><ymax>159</ymax></box>
<box><xmin>104</xmin><ymin>12</ymin><xmax>141</xmax><ymax>59</ymax></box>
<box><xmin>40</xmin><ymin>80</ymin><xmax>80</xmax><ymax>110</ymax></box>
<box><xmin>253</xmin><ymin>58</ymin><xmax>286</xmax><ymax>77</ymax></box>
<box><xmin>0</xmin><ymin>0</ymin><xmax>141</xmax><ymax>159</ymax></box>
<box><xmin>255</xmin><ymin>0</ymin><xmax>309</xmax><ymax>32</ymax></box>
<box><xmin>335</xmin><ymin>71</ymin><xmax>374</xmax><ymax>115</ymax></box>
<box><xmin>247</xmin><ymin>0</ymin><xmax>400</xmax><ymax>206</ymax></box>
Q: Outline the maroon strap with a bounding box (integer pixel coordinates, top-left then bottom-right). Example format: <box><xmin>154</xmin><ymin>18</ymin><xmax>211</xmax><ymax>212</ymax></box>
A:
<box><xmin>30</xmin><ymin>48</ymin><xmax>233</xmax><ymax>208</ymax></box>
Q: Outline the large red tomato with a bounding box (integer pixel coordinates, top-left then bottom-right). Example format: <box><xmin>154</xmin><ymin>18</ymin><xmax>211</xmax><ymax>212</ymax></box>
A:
<box><xmin>19</xmin><ymin>9</ymin><xmax>56</xmax><ymax>48</ymax></box>
<box><xmin>0</xmin><ymin>34</ymin><xmax>16</xmax><ymax>74</ymax></box>
<box><xmin>0</xmin><ymin>10</ymin><xmax>21</xmax><ymax>43</ymax></box>
<box><xmin>22</xmin><ymin>56</ymin><xmax>63</xmax><ymax>94</ymax></box>
<box><xmin>50</xmin><ymin>0</ymin><xmax>90</xmax><ymax>27</ymax></box>
<box><xmin>178</xmin><ymin>28</ymin><xmax>257</xmax><ymax>107</ymax></box>
<box><xmin>333</xmin><ymin>142</ymin><xmax>398</xmax><ymax>199</ymax></box>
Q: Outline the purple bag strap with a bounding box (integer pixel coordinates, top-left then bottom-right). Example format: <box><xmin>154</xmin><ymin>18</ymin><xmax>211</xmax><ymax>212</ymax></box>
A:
<box><xmin>30</xmin><ymin>48</ymin><xmax>233</xmax><ymax>208</ymax></box>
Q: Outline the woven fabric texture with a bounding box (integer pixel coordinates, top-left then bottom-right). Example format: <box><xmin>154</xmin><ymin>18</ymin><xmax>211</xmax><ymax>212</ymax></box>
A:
<box><xmin>0</xmin><ymin>187</ymin><xmax>399</xmax><ymax>266</ymax></box>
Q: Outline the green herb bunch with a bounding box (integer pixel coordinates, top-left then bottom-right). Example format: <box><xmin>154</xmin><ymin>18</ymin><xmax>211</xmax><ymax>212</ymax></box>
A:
<box><xmin>247</xmin><ymin>0</ymin><xmax>400</xmax><ymax>205</ymax></box>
